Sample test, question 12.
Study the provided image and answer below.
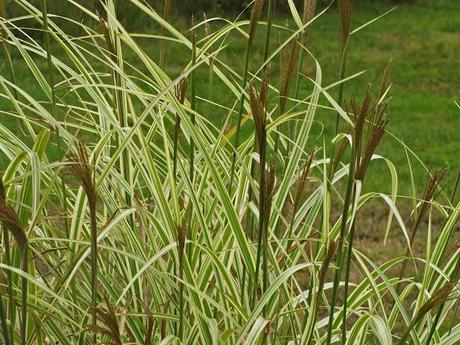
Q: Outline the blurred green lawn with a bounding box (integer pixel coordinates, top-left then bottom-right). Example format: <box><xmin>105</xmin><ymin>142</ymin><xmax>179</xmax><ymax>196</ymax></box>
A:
<box><xmin>2</xmin><ymin>0</ymin><xmax>459</xmax><ymax>196</ymax></box>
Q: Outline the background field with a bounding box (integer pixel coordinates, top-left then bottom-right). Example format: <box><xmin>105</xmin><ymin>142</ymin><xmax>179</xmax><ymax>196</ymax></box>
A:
<box><xmin>4</xmin><ymin>0</ymin><xmax>459</xmax><ymax>195</ymax></box>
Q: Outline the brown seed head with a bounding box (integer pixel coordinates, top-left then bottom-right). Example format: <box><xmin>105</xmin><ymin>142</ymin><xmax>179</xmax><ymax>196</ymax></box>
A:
<box><xmin>0</xmin><ymin>1</ymin><xmax>7</xmax><ymax>41</ymax></box>
<box><xmin>163</xmin><ymin>0</ymin><xmax>172</xmax><ymax>20</ymax></box>
<box><xmin>177</xmin><ymin>223</ymin><xmax>187</xmax><ymax>256</ymax></box>
<box><xmin>249</xmin><ymin>82</ymin><xmax>268</xmax><ymax>151</ymax></box>
<box><xmin>416</xmin><ymin>282</ymin><xmax>455</xmax><ymax>320</ymax></box>
<box><xmin>338</xmin><ymin>0</ymin><xmax>353</xmax><ymax>50</ymax></box>
<box><xmin>248</xmin><ymin>0</ymin><xmax>265</xmax><ymax>47</ymax></box>
<box><xmin>67</xmin><ymin>141</ymin><xmax>97</xmax><ymax>207</ymax></box>
<box><xmin>350</xmin><ymin>70</ymin><xmax>391</xmax><ymax>181</ymax></box>
<box><xmin>138</xmin><ymin>298</ymin><xmax>154</xmax><ymax>345</ymax></box>
<box><xmin>293</xmin><ymin>150</ymin><xmax>315</xmax><ymax>215</ymax></box>
<box><xmin>319</xmin><ymin>240</ymin><xmax>337</xmax><ymax>288</ymax></box>
<box><xmin>302</xmin><ymin>0</ymin><xmax>317</xmax><ymax>40</ymax></box>
<box><xmin>303</xmin><ymin>0</ymin><xmax>317</xmax><ymax>25</ymax></box>
<box><xmin>0</xmin><ymin>200</ymin><xmax>28</xmax><ymax>250</ymax></box>
<box><xmin>421</xmin><ymin>168</ymin><xmax>447</xmax><ymax>205</ymax></box>
<box><xmin>279</xmin><ymin>41</ymin><xmax>299</xmax><ymax>115</ymax></box>
<box><xmin>89</xmin><ymin>297</ymin><xmax>122</xmax><ymax>345</ymax></box>
<box><xmin>99</xmin><ymin>16</ymin><xmax>116</xmax><ymax>56</ymax></box>
<box><xmin>175</xmin><ymin>78</ymin><xmax>188</xmax><ymax>104</ymax></box>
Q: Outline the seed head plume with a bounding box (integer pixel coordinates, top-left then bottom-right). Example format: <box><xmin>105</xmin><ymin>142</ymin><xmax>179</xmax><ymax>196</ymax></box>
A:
<box><xmin>418</xmin><ymin>282</ymin><xmax>456</xmax><ymax>318</ymax></box>
<box><xmin>0</xmin><ymin>176</ymin><xmax>29</xmax><ymax>345</ymax></box>
<box><xmin>68</xmin><ymin>141</ymin><xmax>97</xmax><ymax>208</ymax></box>
<box><xmin>302</xmin><ymin>0</ymin><xmax>317</xmax><ymax>41</ymax></box>
<box><xmin>177</xmin><ymin>222</ymin><xmax>187</xmax><ymax>259</ymax></box>
<box><xmin>250</xmin><ymin>71</ymin><xmax>269</xmax><ymax>152</ymax></box>
<box><xmin>350</xmin><ymin>70</ymin><xmax>391</xmax><ymax>181</ymax></box>
<box><xmin>303</xmin><ymin>0</ymin><xmax>317</xmax><ymax>25</ymax></box>
<box><xmin>0</xmin><ymin>199</ymin><xmax>28</xmax><ymax>251</ymax></box>
<box><xmin>0</xmin><ymin>0</ymin><xmax>8</xmax><ymax>41</ymax></box>
<box><xmin>99</xmin><ymin>16</ymin><xmax>116</xmax><ymax>57</ymax></box>
<box><xmin>175</xmin><ymin>77</ymin><xmax>188</xmax><ymax>104</ymax></box>
<box><xmin>279</xmin><ymin>41</ymin><xmax>299</xmax><ymax>115</ymax></box>
<box><xmin>398</xmin><ymin>282</ymin><xmax>456</xmax><ymax>345</ymax></box>
<box><xmin>410</xmin><ymin>167</ymin><xmax>446</xmax><ymax>242</ymax></box>
<box><xmin>292</xmin><ymin>150</ymin><xmax>315</xmax><ymax>217</ymax></box>
<box><xmin>138</xmin><ymin>298</ymin><xmax>154</xmax><ymax>345</ymax></box>
<box><xmin>338</xmin><ymin>0</ymin><xmax>353</xmax><ymax>51</ymax></box>
<box><xmin>248</xmin><ymin>0</ymin><xmax>265</xmax><ymax>47</ymax></box>
<box><xmin>412</xmin><ymin>168</ymin><xmax>446</xmax><ymax>238</ymax></box>
<box><xmin>163</xmin><ymin>0</ymin><xmax>172</xmax><ymax>20</ymax></box>
<box><xmin>379</xmin><ymin>66</ymin><xmax>391</xmax><ymax>101</ymax></box>
<box><xmin>419</xmin><ymin>168</ymin><xmax>447</xmax><ymax>216</ymax></box>
<box><xmin>394</xmin><ymin>167</ymin><xmax>446</xmax><ymax>299</ymax></box>
<box><xmin>0</xmin><ymin>178</ymin><xmax>27</xmax><ymax>250</ymax></box>
<box><xmin>89</xmin><ymin>297</ymin><xmax>123</xmax><ymax>345</ymax></box>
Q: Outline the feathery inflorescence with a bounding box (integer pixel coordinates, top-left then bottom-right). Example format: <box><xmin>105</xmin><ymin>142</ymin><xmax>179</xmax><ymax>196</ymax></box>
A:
<box><xmin>338</xmin><ymin>0</ymin><xmax>353</xmax><ymax>50</ymax></box>
<box><xmin>248</xmin><ymin>0</ymin><xmax>265</xmax><ymax>47</ymax></box>
<box><xmin>350</xmin><ymin>69</ymin><xmax>391</xmax><ymax>181</ymax></box>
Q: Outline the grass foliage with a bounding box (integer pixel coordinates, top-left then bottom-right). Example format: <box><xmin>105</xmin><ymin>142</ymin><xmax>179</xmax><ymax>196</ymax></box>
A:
<box><xmin>0</xmin><ymin>0</ymin><xmax>459</xmax><ymax>344</ymax></box>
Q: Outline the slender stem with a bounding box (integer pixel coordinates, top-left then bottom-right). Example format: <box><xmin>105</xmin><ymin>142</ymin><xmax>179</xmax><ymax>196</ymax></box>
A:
<box><xmin>325</xmin><ymin>156</ymin><xmax>355</xmax><ymax>345</ymax></box>
<box><xmin>341</xmin><ymin>183</ymin><xmax>358</xmax><ymax>344</ymax></box>
<box><xmin>325</xmin><ymin>35</ymin><xmax>351</xmax><ymax>345</ymax></box>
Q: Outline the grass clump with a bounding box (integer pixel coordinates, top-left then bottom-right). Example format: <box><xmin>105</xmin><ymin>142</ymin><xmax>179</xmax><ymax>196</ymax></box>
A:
<box><xmin>0</xmin><ymin>1</ymin><xmax>458</xmax><ymax>344</ymax></box>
